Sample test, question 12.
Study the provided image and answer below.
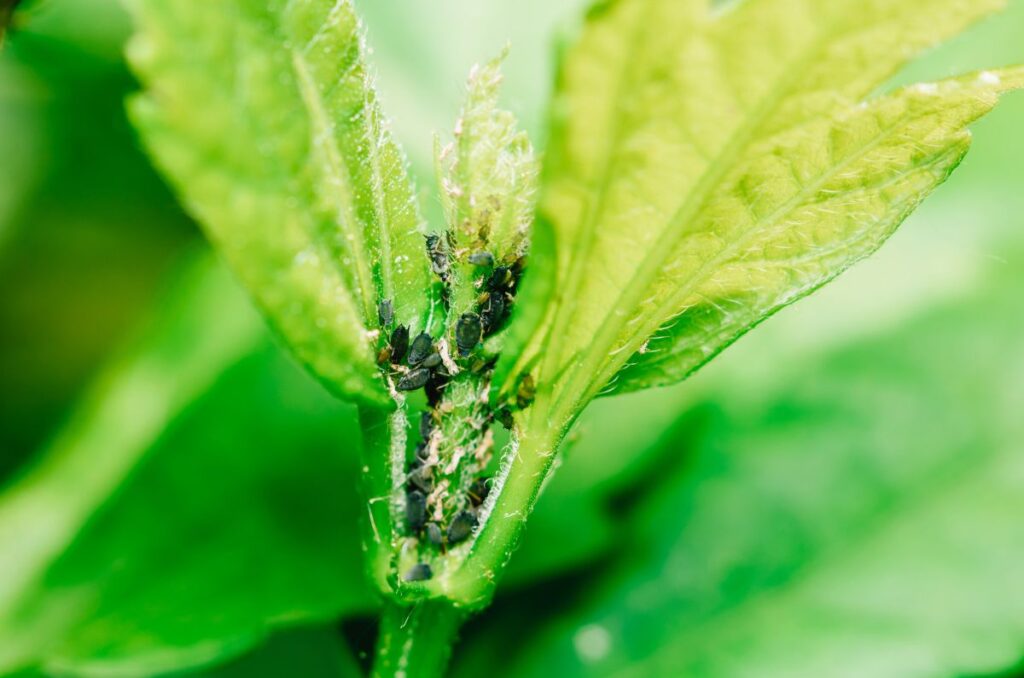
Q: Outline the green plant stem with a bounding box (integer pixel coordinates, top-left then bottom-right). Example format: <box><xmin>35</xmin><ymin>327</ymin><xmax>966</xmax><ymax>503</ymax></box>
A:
<box><xmin>372</xmin><ymin>599</ymin><xmax>466</xmax><ymax>678</ymax></box>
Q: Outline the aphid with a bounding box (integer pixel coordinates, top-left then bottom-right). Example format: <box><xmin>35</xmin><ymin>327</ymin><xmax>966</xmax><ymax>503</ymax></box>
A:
<box><xmin>419</xmin><ymin>412</ymin><xmax>435</xmax><ymax>440</ymax></box>
<box><xmin>378</xmin><ymin>299</ymin><xmax>394</xmax><ymax>327</ymax></box>
<box><xmin>425</xmin><ymin>373</ymin><xmax>449</xmax><ymax>407</ymax></box>
<box><xmin>516</xmin><ymin>374</ymin><xmax>537</xmax><ymax>409</ymax></box>
<box><xmin>406</xmin><ymin>490</ymin><xmax>427</xmax><ymax>531</ymax></box>
<box><xmin>389</xmin><ymin>325</ymin><xmax>410</xmax><ymax>364</ymax></box>
<box><xmin>447</xmin><ymin>510</ymin><xmax>477</xmax><ymax>545</ymax></box>
<box><xmin>408</xmin><ymin>463</ymin><xmax>434</xmax><ymax>494</ymax></box>
<box><xmin>376</xmin><ymin>346</ymin><xmax>392</xmax><ymax>366</ymax></box>
<box><xmin>425</xmin><ymin>522</ymin><xmax>444</xmax><ymax>547</ymax></box>
<box><xmin>468</xmin><ymin>478</ymin><xmax>490</xmax><ymax>507</ymax></box>
<box><xmin>421</xmin><ymin>351</ymin><xmax>442</xmax><ymax>369</ymax></box>
<box><xmin>404</xmin><ymin>563</ymin><xmax>433</xmax><ymax>582</ymax></box>
<box><xmin>397</xmin><ymin>368</ymin><xmax>430</xmax><ymax>392</ymax></box>
<box><xmin>495</xmin><ymin>407</ymin><xmax>515</xmax><ymax>430</ymax></box>
<box><xmin>415</xmin><ymin>441</ymin><xmax>429</xmax><ymax>461</ymax></box>
<box><xmin>426</xmin><ymin>234</ymin><xmax>449</xmax><ymax>278</ymax></box>
<box><xmin>408</xmin><ymin>332</ymin><xmax>433</xmax><ymax>366</ymax></box>
<box><xmin>455</xmin><ymin>313</ymin><xmax>483</xmax><ymax>356</ymax></box>
<box><xmin>487</xmin><ymin>266</ymin><xmax>513</xmax><ymax>292</ymax></box>
<box><xmin>481</xmin><ymin>294</ymin><xmax>506</xmax><ymax>336</ymax></box>
<box><xmin>468</xmin><ymin>251</ymin><xmax>495</xmax><ymax>267</ymax></box>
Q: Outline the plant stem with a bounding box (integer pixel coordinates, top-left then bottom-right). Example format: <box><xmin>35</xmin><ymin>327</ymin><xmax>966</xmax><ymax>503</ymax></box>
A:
<box><xmin>371</xmin><ymin>599</ymin><xmax>466</xmax><ymax>678</ymax></box>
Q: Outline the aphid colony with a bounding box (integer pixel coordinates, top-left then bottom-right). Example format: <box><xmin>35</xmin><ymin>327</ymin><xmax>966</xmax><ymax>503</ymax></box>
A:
<box><xmin>374</xmin><ymin>231</ymin><xmax>531</xmax><ymax>584</ymax></box>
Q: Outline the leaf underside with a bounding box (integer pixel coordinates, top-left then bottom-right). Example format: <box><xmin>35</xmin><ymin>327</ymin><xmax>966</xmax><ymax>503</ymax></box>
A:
<box><xmin>126</xmin><ymin>0</ymin><xmax>436</xmax><ymax>408</ymax></box>
<box><xmin>532</xmin><ymin>0</ymin><xmax>1024</xmax><ymax>424</ymax></box>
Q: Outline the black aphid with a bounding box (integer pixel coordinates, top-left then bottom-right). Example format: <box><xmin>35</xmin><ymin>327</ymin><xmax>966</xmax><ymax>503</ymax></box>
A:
<box><xmin>408</xmin><ymin>332</ymin><xmax>433</xmax><ymax>366</ymax></box>
<box><xmin>426</xmin><ymin>522</ymin><xmax>444</xmax><ymax>547</ymax></box>
<box><xmin>397</xmin><ymin>368</ymin><xmax>431</xmax><ymax>392</ymax></box>
<box><xmin>426</xmin><ymin>234</ymin><xmax>449</xmax><ymax>278</ymax></box>
<box><xmin>408</xmin><ymin>464</ymin><xmax>434</xmax><ymax>494</ymax></box>
<box><xmin>378</xmin><ymin>299</ymin><xmax>394</xmax><ymax>327</ymax></box>
<box><xmin>415</xmin><ymin>441</ymin><xmax>429</xmax><ymax>461</ymax></box>
<box><xmin>421</xmin><ymin>351</ymin><xmax>442</xmax><ymax>369</ymax></box>
<box><xmin>406</xmin><ymin>490</ymin><xmax>427</xmax><ymax>531</ymax></box>
<box><xmin>447</xmin><ymin>510</ymin><xmax>477</xmax><ymax>545</ymax></box>
<box><xmin>419</xmin><ymin>412</ymin><xmax>434</xmax><ymax>440</ymax></box>
<box><xmin>495</xmin><ymin>407</ymin><xmax>515</xmax><ymax>430</ymax></box>
<box><xmin>481</xmin><ymin>294</ymin><xmax>506</xmax><ymax>336</ymax></box>
<box><xmin>404</xmin><ymin>563</ymin><xmax>433</xmax><ymax>582</ymax></box>
<box><xmin>468</xmin><ymin>478</ymin><xmax>490</xmax><ymax>507</ymax></box>
<box><xmin>455</xmin><ymin>313</ymin><xmax>483</xmax><ymax>356</ymax></box>
<box><xmin>468</xmin><ymin>251</ymin><xmax>495</xmax><ymax>267</ymax></box>
<box><xmin>389</xmin><ymin>325</ymin><xmax>409</xmax><ymax>364</ymax></box>
<box><xmin>425</xmin><ymin>373</ymin><xmax>449</xmax><ymax>407</ymax></box>
<box><xmin>487</xmin><ymin>266</ymin><xmax>513</xmax><ymax>292</ymax></box>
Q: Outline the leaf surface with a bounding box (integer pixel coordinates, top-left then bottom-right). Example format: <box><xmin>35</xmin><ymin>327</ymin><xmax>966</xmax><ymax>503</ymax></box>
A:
<box><xmin>498</xmin><ymin>256</ymin><xmax>1024</xmax><ymax>678</ymax></box>
<box><xmin>126</xmin><ymin>0</ymin><xmax>436</xmax><ymax>407</ymax></box>
<box><xmin>533</xmin><ymin>0</ymin><xmax>1024</xmax><ymax>420</ymax></box>
<box><xmin>0</xmin><ymin>257</ymin><xmax>375</xmax><ymax>677</ymax></box>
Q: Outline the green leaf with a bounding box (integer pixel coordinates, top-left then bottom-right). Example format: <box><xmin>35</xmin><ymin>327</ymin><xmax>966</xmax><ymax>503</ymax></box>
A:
<box><xmin>0</xmin><ymin>256</ymin><xmax>376</xmax><ymax>677</ymax></box>
<box><xmin>176</xmin><ymin>626</ymin><xmax>361</xmax><ymax>678</ymax></box>
<box><xmin>532</xmin><ymin>0</ymin><xmax>1024</xmax><ymax>423</ymax></box>
<box><xmin>125</xmin><ymin>0</ymin><xmax>436</xmax><ymax>408</ymax></box>
<box><xmin>436</xmin><ymin>50</ymin><xmax>539</xmax><ymax>269</ymax></box>
<box><xmin>497</xmin><ymin>255</ymin><xmax>1024</xmax><ymax>678</ymax></box>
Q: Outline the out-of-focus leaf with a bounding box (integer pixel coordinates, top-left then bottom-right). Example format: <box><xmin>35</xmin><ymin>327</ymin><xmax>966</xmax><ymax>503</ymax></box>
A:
<box><xmin>0</xmin><ymin>256</ymin><xmax>376</xmax><ymax>677</ymax></box>
<box><xmin>175</xmin><ymin>626</ymin><xmax>361</xmax><ymax>678</ymax></box>
<box><xmin>125</xmin><ymin>0</ymin><xmax>437</xmax><ymax>408</ymax></box>
<box><xmin>498</xmin><ymin>254</ymin><xmax>1024</xmax><ymax>678</ymax></box>
<box><xmin>530</xmin><ymin>0</ymin><xmax>1024</xmax><ymax>427</ymax></box>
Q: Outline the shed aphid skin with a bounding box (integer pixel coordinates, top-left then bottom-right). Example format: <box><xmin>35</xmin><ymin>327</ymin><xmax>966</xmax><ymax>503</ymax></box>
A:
<box><xmin>467</xmin><ymin>251</ymin><xmax>495</xmax><ymax>267</ymax></box>
<box><xmin>404</xmin><ymin>563</ymin><xmax>433</xmax><ymax>583</ymax></box>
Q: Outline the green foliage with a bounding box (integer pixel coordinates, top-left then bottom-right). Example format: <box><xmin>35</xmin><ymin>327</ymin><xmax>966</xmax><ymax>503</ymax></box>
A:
<box><xmin>0</xmin><ymin>258</ymin><xmax>373</xmax><ymax>677</ymax></box>
<box><xmin>530</xmin><ymin>0</ymin><xmax>1024</xmax><ymax>426</ymax></box>
<box><xmin>476</xmin><ymin>254</ymin><xmax>1024</xmax><ymax>678</ymax></box>
<box><xmin>4</xmin><ymin>0</ymin><xmax>1024</xmax><ymax>677</ymax></box>
<box><xmin>125</xmin><ymin>0</ymin><xmax>437</xmax><ymax>408</ymax></box>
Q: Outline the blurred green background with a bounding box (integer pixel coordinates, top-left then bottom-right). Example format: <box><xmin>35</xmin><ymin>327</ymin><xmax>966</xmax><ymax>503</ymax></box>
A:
<box><xmin>2</xmin><ymin>0</ymin><xmax>1024</xmax><ymax>676</ymax></box>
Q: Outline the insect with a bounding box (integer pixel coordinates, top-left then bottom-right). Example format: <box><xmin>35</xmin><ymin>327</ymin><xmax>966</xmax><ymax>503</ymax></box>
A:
<box><xmin>426</xmin><ymin>234</ymin><xmax>449</xmax><ymax>279</ymax></box>
<box><xmin>377</xmin><ymin>299</ymin><xmax>394</xmax><ymax>327</ymax></box>
<box><xmin>421</xmin><ymin>351</ymin><xmax>442</xmax><ymax>369</ymax></box>
<box><xmin>455</xmin><ymin>313</ymin><xmax>483</xmax><ymax>356</ymax></box>
<box><xmin>495</xmin><ymin>407</ymin><xmax>515</xmax><ymax>430</ymax></box>
<box><xmin>487</xmin><ymin>266</ymin><xmax>513</xmax><ymax>293</ymax></box>
<box><xmin>425</xmin><ymin>373</ymin><xmax>449</xmax><ymax>407</ymax></box>
<box><xmin>389</xmin><ymin>325</ymin><xmax>410</xmax><ymax>364</ymax></box>
<box><xmin>406</xmin><ymin>490</ymin><xmax>427</xmax><ymax>531</ymax></box>
<box><xmin>408</xmin><ymin>465</ymin><xmax>434</xmax><ymax>494</ymax></box>
<box><xmin>419</xmin><ymin>411</ymin><xmax>435</xmax><ymax>440</ymax></box>
<box><xmin>480</xmin><ymin>293</ymin><xmax>506</xmax><ymax>336</ymax></box>
<box><xmin>425</xmin><ymin>522</ymin><xmax>444</xmax><ymax>547</ymax></box>
<box><xmin>468</xmin><ymin>478</ymin><xmax>490</xmax><ymax>507</ymax></box>
<box><xmin>467</xmin><ymin>251</ymin><xmax>495</xmax><ymax>267</ymax></box>
<box><xmin>516</xmin><ymin>374</ymin><xmax>536</xmax><ymax>409</ymax></box>
<box><xmin>397</xmin><ymin>368</ymin><xmax>430</xmax><ymax>392</ymax></box>
<box><xmin>404</xmin><ymin>563</ymin><xmax>433</xmax><ymax>582</ymax></box>
<box><xmin>446</xmin><ymin>510</ymin><xmax>477</xmax><ymax>545</ymax></box>
<box><xmin>408</xmin><ymin>332</ymin><xmax>433</xmax><ymax>366</ymax></box>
